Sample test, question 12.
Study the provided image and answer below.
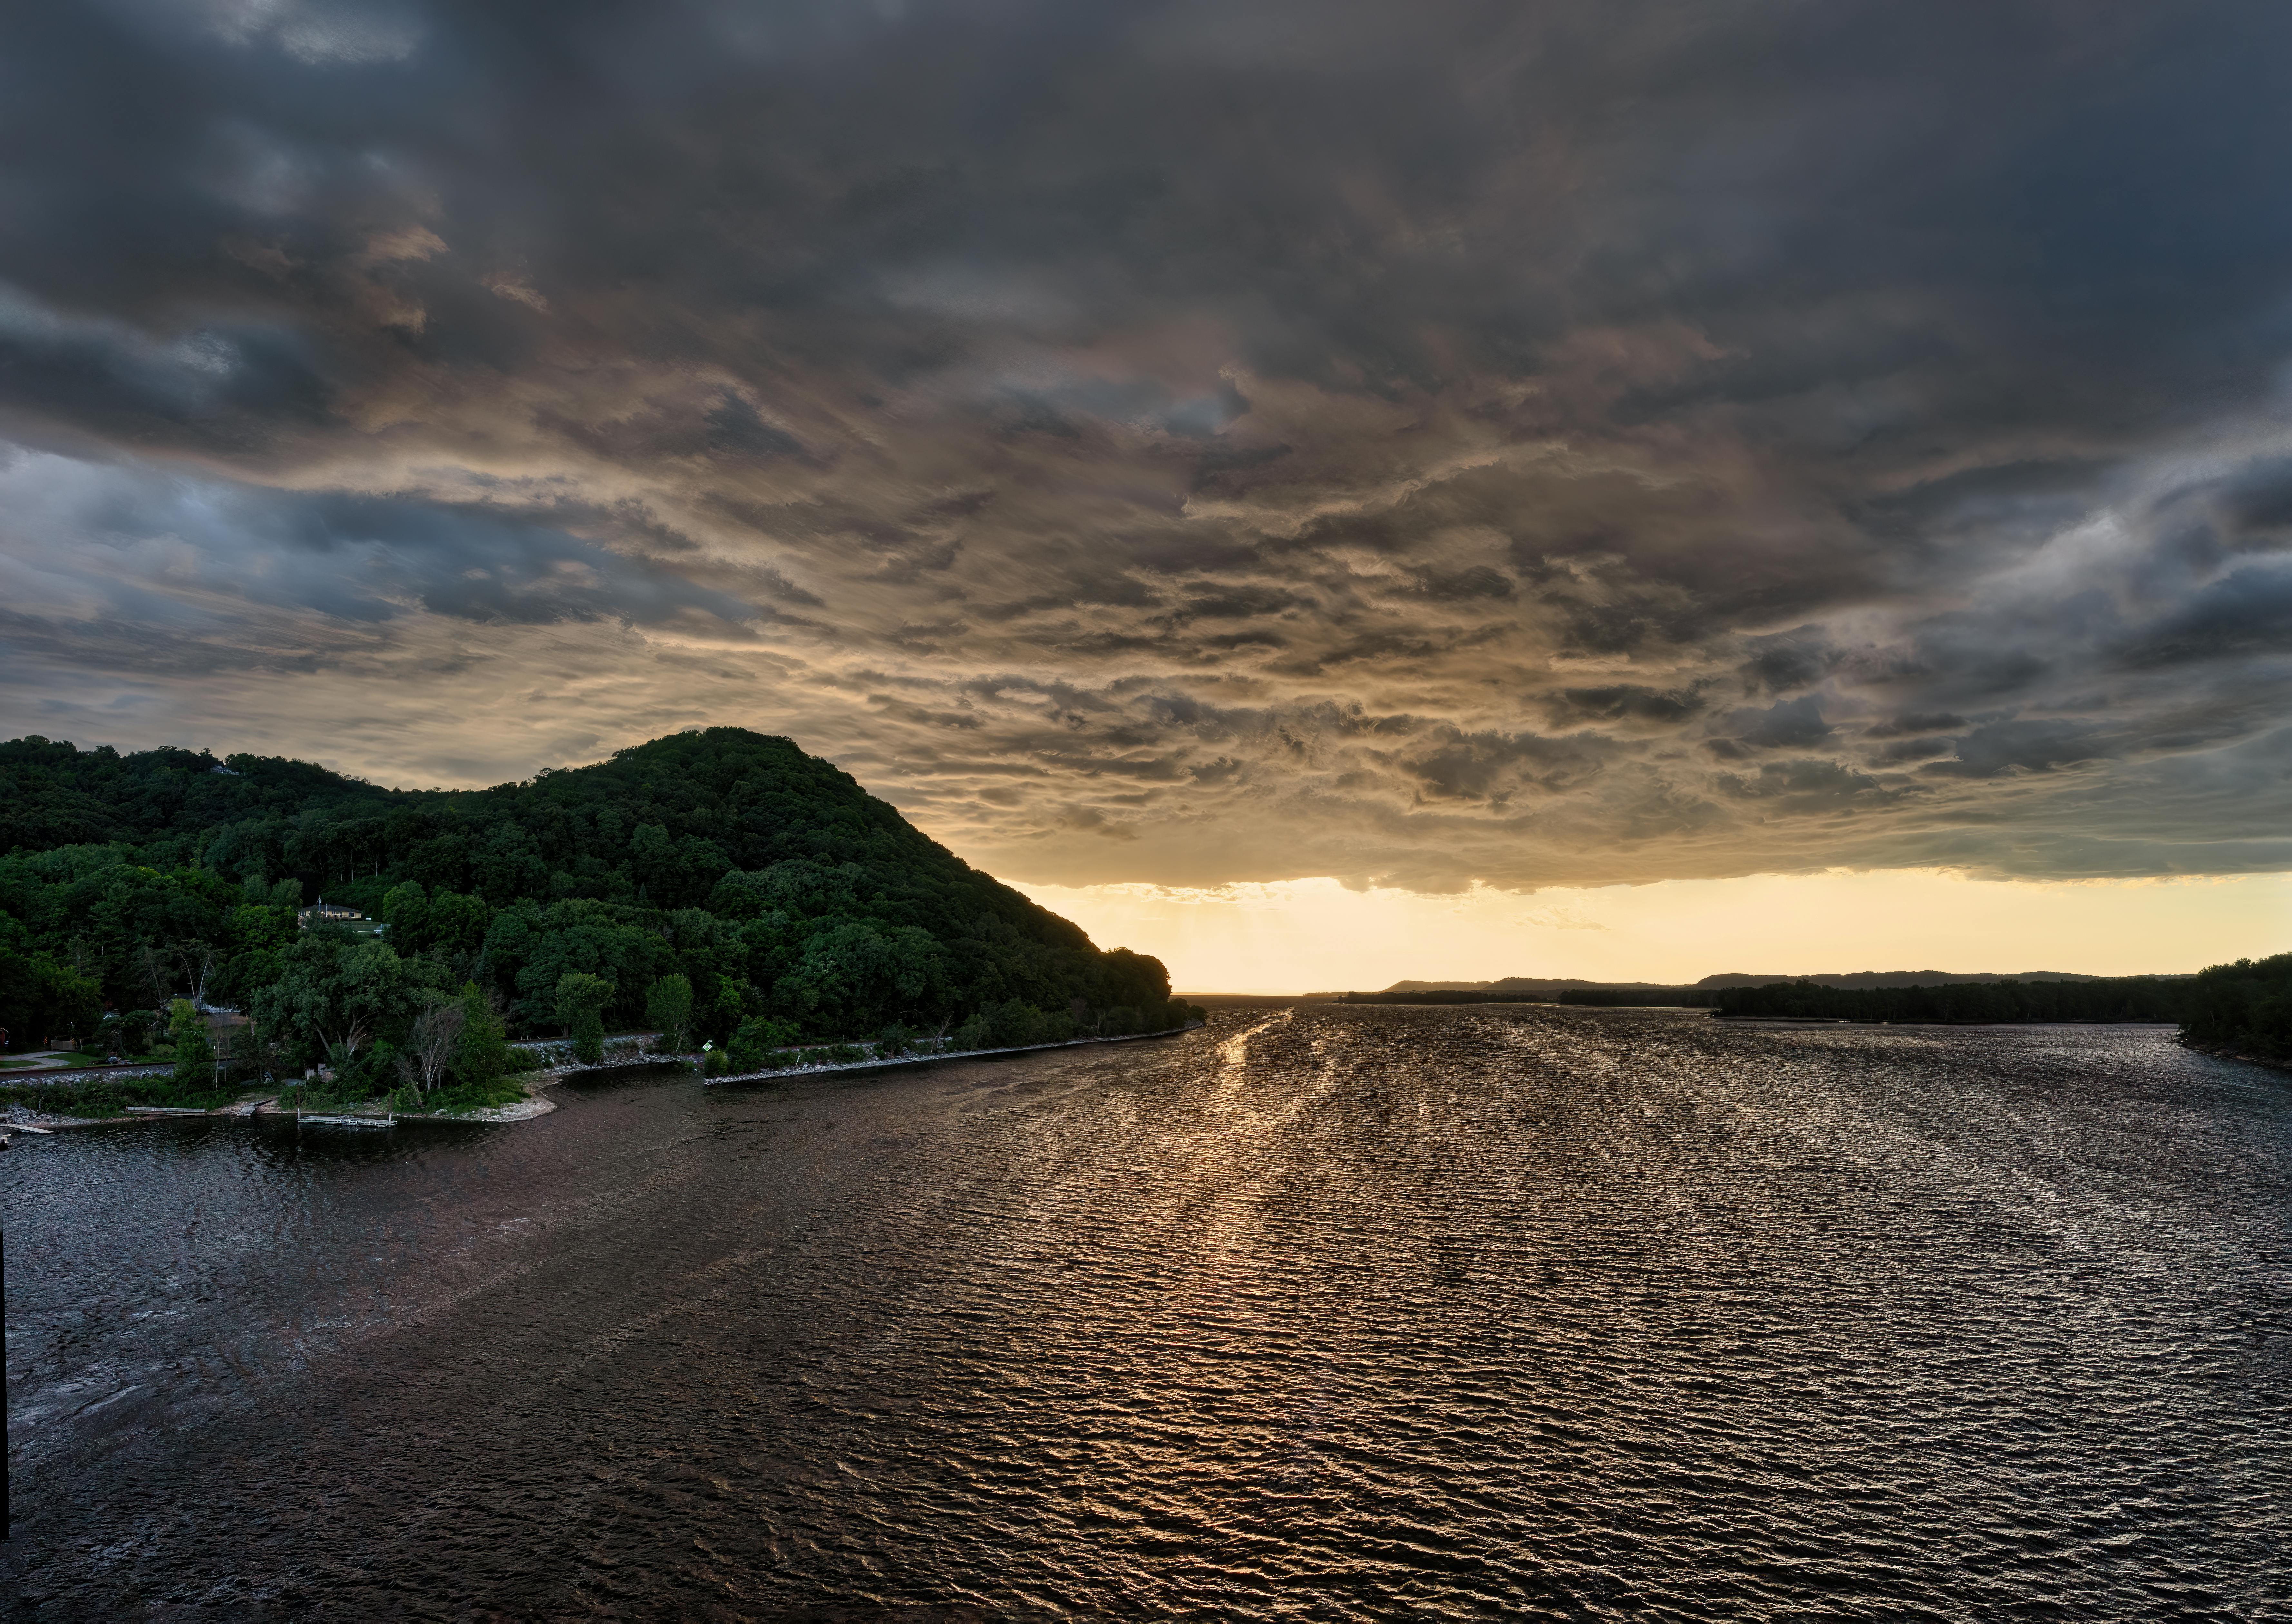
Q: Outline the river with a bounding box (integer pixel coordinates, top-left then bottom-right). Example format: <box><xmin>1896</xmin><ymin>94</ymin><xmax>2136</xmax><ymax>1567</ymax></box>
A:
<box><xmin>4</xmin><ymin>1004</ymin><xmax>2288</xmax><ymax>1619</ymax></box>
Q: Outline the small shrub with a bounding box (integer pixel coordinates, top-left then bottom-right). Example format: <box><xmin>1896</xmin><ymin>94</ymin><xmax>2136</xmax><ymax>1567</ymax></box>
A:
<box><xmin>418</xmin><ymin>1073</ymin><xmax>531</xmax><ymax>1115</ymax></box>
<box><xmin>2</xmin><ymin>1079</ymin><xmax>130</xmax><ymax>1118</ymax></box>
<box><xmin>116</xmin><ymin>1009</ymin><xmax>159</xmax><ymax>1053</ymax></box>
<box><xmin>1</xmin><ymin>1070</ymin><xmax>240</xmax><ymax>1117</ymax></box>
<box><xmin>728</xmin><ymin>1015</ymin><xmax>799</xmax><ymax>1073</ymax></box>
<box><xmin>298</xmin><ymin>1067</ymin><xmax>372</xmax><ymax>1109</ymax></box>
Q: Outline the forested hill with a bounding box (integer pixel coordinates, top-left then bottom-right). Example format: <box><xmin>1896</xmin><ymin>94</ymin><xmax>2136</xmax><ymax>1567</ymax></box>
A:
<box><xmin>0</xmin><ymin>729</ymin><xmax>1194</xmax><ymax>1071</ymax></box>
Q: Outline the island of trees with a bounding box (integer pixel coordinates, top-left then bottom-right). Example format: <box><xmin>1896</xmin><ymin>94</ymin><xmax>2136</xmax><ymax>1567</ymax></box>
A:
<box><xmin>1342</xmin><ymin>957</ymin><xmax>2292</xmax><ymax>1065</ymax></box>
<box><xmin>1710</xmin><ymin>977</ymin><xmax>2188</xmax><ymax>1023</ymax></box>
<box><xmin>1713</xmin><ymin>961</ymin><xmax>2292</xmax><ymax>1063</ymax></box>
<box><xmin>2174</xmin><ymin>953</ymin><xmax>2292</xmax><ymax>1062</ymax></box>
<box><xmin>1</xmin><ymin>729</ymin><xmax>1203</xmax><ymax>1115</ymax></box>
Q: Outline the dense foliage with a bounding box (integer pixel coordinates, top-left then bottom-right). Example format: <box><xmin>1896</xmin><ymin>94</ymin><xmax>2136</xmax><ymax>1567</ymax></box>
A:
<box><xmin>2176</xmin><ymin>953</ymin><xmax>2292</xmax><ymax>1058</ymax></box>
<box><xmin>1554</xmin><ymin>988</ymin><xmax>1717</xmax><ymax>1008</ymax></box>
<box><xmin>0</xmin><ymin>729</ymin><xmax>1199</xmax><ymax>1088</ymax></box>
<box><xmin>1335</xmin><ymin>990</ymin><xmax>1534</xmax><ymax>1005</ymax></box>
<box><xmin>1713</xmin><ymin>977</ymin><xmax>2188</xmax><ymax>1023</ymax></box>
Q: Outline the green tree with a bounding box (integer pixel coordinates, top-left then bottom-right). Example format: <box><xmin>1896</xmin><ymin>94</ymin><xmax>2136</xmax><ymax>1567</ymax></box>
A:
<box><xmin>555</xmin><ymin>971</ymin><xmax>614</xmax><ymax>1064</ymax></box>
<box><xmin>452</xmin><ymin>981</ymin><xmax>516</xmax><ymax>1086</ymax></box>
<box><xmin>113</xmin><ymin>1008</ymin><xmax>158</xmax><ymax>1055</ymax></box>
<box><xmin>248</xmin><ymin>933</ymin><xmax>424</xmax><ymax>1072</ymax></box>
<box><xmin>499</xmin><ymin>900</ymin><xmax>670</xmax><ymax>1029</ymax></box>
<box><xmin>645</xmin><ymin>972</ymin><xmax>695</xmax><ymax>1055</ymax></box>
<box><xmin>727</xmin><ymin>1015</ymin><xmax>798</xmax><ymax>1072</ymax></box>
<box><xmin>169</xmin><ymin>998</ymin><xmax>216</xmax><ymax>1091</ymax></box>
<box><xmin>987</xmin><ymin>998</ymin><xmax>1049</xmax><ymax>1047</ymax></box>
<box><xmin>397</xmin><ymin>990</ymin><xmax>466</xmax><ymax>1095</ymax></box>
<box><xmin>0</xmin><ymin>926</ymin><xmax>102</xmax><ymax>1051</ymax></box>
<box><xmin>384</xmin><ymin>881</ymin><xmax>491</xmax><ymax>961</ymax></box>
<box><xmin>777</xmin><ymin>919</ymin><xmax>942</xmax><ymax>1033</ymax></box>
<box><xmin>697</xmin><ymin>971</ymin><xmax>746</xmax><ymax>1045</ymax></box>
<box><xmin>2180</xmin><ymin>952</ymin><xmax>2292</xmax><ymax>1056</ymax></box>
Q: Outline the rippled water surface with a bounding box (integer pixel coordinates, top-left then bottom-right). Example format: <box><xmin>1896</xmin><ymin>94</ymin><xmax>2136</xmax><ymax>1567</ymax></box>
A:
<box><xmin>5</xmin><ymin>1005</ymin><xmax>2289</xmax><ymax>1619</ymax></box>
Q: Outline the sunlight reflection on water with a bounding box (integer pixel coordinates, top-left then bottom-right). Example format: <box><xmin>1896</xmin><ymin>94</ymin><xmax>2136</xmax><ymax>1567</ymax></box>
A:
<box><xmin>4</xmin><ymin>1009</ymin><xmax>2288</xmax><ymax>1619</ymax></box>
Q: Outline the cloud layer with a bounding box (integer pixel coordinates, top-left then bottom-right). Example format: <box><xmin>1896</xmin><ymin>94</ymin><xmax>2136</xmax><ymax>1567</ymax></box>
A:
<box><xmin>8</xmin><ymin>1</ymin><xmax>2292</xmax><ymax>889</ymax></box>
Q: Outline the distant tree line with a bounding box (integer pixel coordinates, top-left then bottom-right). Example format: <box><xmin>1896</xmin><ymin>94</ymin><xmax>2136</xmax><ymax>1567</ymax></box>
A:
<box><xmin>1712</xmin><ymin>977</ymin><xmax>2187</xmax><ymax>1023</ymax></box>
<box><xmin>1337</xmin><ymin>990</ymin><xmax>1534</xmax><ymax>1005</ymax></box>
<box><xmin>1553</xmin><ymin>987</ymin><xmax>1719</xmax><ymax>1008</ymax></box>
<box><xmin>1338</xmin><ymin>975</ymin><xmax>2230</xmax><ymax>1027</ymax></box>
<box><xmin>1335</xmin><ymin>988</ymin><xmax>1718</xmax><ymax>1007</ymax></box>
<box><xmin>0</xmin><ymin>730</ymin><xmax>1203</xmax><ymax>1103</ymax></box>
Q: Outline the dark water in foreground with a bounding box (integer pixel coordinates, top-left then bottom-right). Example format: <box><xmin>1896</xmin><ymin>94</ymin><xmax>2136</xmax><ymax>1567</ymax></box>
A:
<box><xmin>4</xmin><ymin>1006</ymin><xmax>2289</xmax><ymax>1620</ymax></box>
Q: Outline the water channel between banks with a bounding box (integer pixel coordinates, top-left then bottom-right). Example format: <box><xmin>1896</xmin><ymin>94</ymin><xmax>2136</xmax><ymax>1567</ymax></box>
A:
<box><xmin>3</xmin><ymin>1004</ymin><xmax>2287</xmax><ymax>1620</ymax></box>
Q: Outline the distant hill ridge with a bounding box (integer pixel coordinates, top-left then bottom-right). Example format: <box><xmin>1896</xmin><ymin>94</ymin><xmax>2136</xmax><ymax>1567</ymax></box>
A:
<box><xmin>1385</xmin><ymin>969</ymin><xmax>2141</xmax><ymax>994</ymax></box>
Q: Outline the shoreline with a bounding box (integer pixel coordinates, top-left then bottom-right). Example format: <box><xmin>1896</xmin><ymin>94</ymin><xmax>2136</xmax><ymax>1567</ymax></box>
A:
<box><xmin>1716</xmin><ymin>1016</ymin><xmax>2181</xmax><ymax>1028</ymax></box>
<box><xmin>699</xmin><ymin>1019</ymin><xmax>1207</xmax><ymax>1087</ymax></box>
<box><xmin>257</xmin><ymin>1079</ymin><xmax>567</xmax><ymax>1127</ymax></box>
<box><xmin>0</xmin><ymin>1036</ymin><xmax>664</xmax><ymax>1089</ymax></box>
<box><xmin>5</xmin><ymin>1075</ymin><xmax>569</xmax><ymax>1133</ymax></box>
<box><xmin>2173</xmin><ymin>1034</ymin><xmax>2292</xmax><ymax>1074</ymax></box>
<box><xmin>2</xmin><ymin>1022</ymin><xmax>1209</xmax><ymax>1133</ymax></box>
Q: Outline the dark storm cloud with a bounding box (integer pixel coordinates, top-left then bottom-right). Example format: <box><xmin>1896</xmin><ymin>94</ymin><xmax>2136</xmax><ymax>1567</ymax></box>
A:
<box><xmin>0</xmin><ymin>449</ymin><xmax>754</xmax><ymax>630</ymax></box>
<box><xmin>1710</xmin><ymin>696</ymin><xmax>1832</xmax><ymax>757</ymax></box>
<box><xmin>0</xmin><ymin>292</ymin><xmax>330</xmax><ymax>449</ymax></box>
<box><xmin>1716</xmin><ymin>759</ymin><xmax>1907</xmax><ymax>814</ymax></box>
<box><xmin>1923</xmin><ymin>719</ymin><xmax>2116</xmax><ymax>780</ymax></box>
<box><xmin>1539</xmin><ymin>685</ymin><xmax>1708</xmax><ymax>730</ymax></box>
<box><xmin>1738</xmin><ymin>632</ymin><xmax>1836</xmax><ymax>697</ymax></box>
<box><xmin>1396</xmin><ymin>728</ymin><xmax>1614</xmax><ymax>805</ymax></box>
<box><xmin>2122</xmin><ymin>564</ymin><xmax>2292</xmax><ymax>666</ymax></box>
<box><xmin>8</xmin><ymin>0</ymin><xmax>2292</xmax><ymax>883</ymax></box>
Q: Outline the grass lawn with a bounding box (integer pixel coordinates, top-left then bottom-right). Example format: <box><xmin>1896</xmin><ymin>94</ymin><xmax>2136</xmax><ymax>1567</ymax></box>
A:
<box><xmin>273</xmin><ymin>1071</ymin><xmax>537</xmax><ymax>1118</ymax></box>
<box><xmin>412</xmin><ymin>1073</ymin><xmax>536</xmax><ymax>1115</ymax></box>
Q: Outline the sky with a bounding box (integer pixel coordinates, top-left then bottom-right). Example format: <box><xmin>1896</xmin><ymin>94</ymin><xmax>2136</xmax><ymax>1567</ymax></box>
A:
<box><xmin>5</xmin><ymin>1</ymin><xmax>2292</xmax><ymax>988</ymax></box>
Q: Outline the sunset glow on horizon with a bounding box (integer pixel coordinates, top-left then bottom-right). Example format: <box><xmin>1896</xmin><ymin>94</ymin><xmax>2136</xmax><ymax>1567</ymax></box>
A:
<box><xmin>1017</xmin><ymin>870</ymin><xmax>2292</xmax><ymax>994</ymax></box>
